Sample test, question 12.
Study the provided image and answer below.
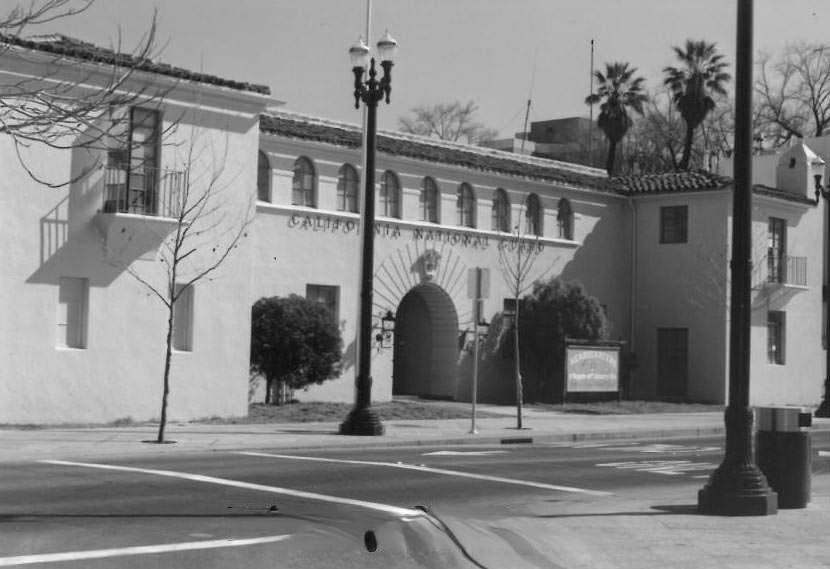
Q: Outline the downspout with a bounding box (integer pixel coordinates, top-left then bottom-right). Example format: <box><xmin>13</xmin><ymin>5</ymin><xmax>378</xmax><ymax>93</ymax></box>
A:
<box><xmin>627</xmin><ymin>196</ymin><xmax>637</xmax><ymax>397</ymax></box>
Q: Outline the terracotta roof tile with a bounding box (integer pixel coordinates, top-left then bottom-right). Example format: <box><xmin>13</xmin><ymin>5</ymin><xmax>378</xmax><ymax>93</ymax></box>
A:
<box><xmin>614</xmin><ymin>171</ymin><xmax>732</xmax><ymax>193</ymax></box>
<box><xmin>0</xmin><ymin>34</ymin><xmax>270</xmax><ymax>95</ymax></box>
<box><xmin>260</xmin><ymin>112</ymin><xmax>621</xmax><ymax>193</ymax></box>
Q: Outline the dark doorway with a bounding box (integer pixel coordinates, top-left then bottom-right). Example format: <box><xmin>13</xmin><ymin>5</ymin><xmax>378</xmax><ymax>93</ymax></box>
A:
<box><xmin>657</xmin><ymin>327</ymin><xmax>688</xmax><ymax>399</ymax></box>
<box><xmin>392</xmin><ymin>283</ymin><xmax>459</xmax><ymax>399</ymax></box>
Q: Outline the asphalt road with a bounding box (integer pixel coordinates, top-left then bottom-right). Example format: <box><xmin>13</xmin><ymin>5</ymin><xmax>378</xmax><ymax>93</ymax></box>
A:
<box><xmin>2</xmin><ymin>432</ymin><xmax>828</xmax><ymax>568</ymax></box>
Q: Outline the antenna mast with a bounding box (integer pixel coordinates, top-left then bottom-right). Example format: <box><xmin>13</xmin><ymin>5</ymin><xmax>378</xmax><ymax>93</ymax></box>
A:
<box><xmin>587</xmin><ymin>39</ymin><xmax>595</xmax><ymax>164</ymax></box>
<box><xmin>520</xmin><ymin>49</ymin><xmax>537</xmax><ymax>154</ymax></box>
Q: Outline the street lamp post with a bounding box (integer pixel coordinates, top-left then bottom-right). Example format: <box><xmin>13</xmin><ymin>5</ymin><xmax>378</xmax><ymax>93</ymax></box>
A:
<box><xmin>340</xmin><ymin>32</ymin><xmax>397</xmax><ymax>436</ymax></box>
<box><xmin>815</xmin><ymin>174</ymin><xmax>830</xmax><ymax>418</ymax></box>
<box><xmin>697</xmin><ymin>0</ymin><xmax>778</xmax><ymax>515</ymax></box>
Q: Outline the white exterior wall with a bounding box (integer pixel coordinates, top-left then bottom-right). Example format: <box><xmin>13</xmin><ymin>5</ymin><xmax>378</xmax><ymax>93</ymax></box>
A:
<box><xmin>0</xmin><ymin>56</ymin><xmax>268</xmax><ymax>424</ymax></box>
<box><xmin>253</xmin><ymin>133</ymin><xmax>631</xmax><ymax>403</ymax></box>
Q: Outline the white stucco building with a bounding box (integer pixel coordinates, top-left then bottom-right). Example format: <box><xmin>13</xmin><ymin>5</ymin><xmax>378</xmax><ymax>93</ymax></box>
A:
<box><xmin>1</xmin><ymin>35</ymin><xmax>828</xmax><ymax>424</ymax></box>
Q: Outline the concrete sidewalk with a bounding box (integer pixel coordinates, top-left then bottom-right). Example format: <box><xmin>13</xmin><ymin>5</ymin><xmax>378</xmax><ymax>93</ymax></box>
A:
<box><xmin>1</xmin><ymin>405</ymin><xmax>827</xmax><ymax>463</ymax></box>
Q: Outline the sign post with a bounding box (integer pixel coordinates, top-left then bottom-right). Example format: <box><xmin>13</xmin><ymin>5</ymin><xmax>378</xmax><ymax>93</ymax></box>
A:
<box><xmin>468</xmin><ymin>267</ymin><xmax>489</xmax><ymax>434</ymax></box>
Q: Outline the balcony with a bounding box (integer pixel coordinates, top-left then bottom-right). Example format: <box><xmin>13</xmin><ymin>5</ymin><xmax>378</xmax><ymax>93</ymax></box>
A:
<box><xmin>101</xmin><ymin>166</ymin><xmax>186</xmax><ymax>219</ymax></box>
<box><xmin>753</xmin><ymin>254</ymin><xmax>808</xmax><ymax>289</ymax></box>
<box><xmin>95</xmin><ymin>166</ymin><xmax>187</xmax><ymax>256</ymax></box>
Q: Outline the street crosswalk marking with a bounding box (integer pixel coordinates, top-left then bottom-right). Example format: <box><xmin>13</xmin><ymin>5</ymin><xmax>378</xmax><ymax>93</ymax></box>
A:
<box><xmin>546</xmin><ymin>441</ymin><xmax>721</xmax><ymax>454</ymax></box>
<box><xmin>0</xmin><ymin>535</ymin><xmax>292</xmax><ymax>567</ymax></box>
<box><xmin>596</xmin><ymin>460</ymin><xmax>718</xmax><ymax>476</ymax></box>
<box><xmin>237</xmin><ymin>451</ymin><xmax>612</xmax><ymax>496</ymax></box>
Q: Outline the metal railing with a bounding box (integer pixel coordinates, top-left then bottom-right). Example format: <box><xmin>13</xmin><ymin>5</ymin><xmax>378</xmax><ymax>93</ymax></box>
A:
<box><xmin>102</xmin><ymin>166</ymin><xmax>186</xmax><ymax>219</ymax></box>
<box><xmin>757</xmin><ymin>254</ymin><xmax>807</xmax><ymax>287</ymax></box>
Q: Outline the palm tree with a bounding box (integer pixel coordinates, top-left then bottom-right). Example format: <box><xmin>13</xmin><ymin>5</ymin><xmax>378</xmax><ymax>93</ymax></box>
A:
<box><xmin>663</xmin><ymin>39</ymin><xmax>731</xmax><ymax>170</ymax></box>
<box><xmin>585</xmin><ymin>62</ymin><xmax>648</xmax><ymax>176</ymax></box>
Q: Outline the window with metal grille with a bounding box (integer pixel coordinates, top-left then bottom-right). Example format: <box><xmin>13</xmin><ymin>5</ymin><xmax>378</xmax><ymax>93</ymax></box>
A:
<box><xmin>379</xmin><ymin>170</ymin><xmax>401</xmax><ymax>218</ymax></box>
<box><xmin>456</xmin><ymin>183</ymin><xmax>476</xmax><ymax>228</ymax></box>
<box><xmin>525</xmin><ymin>193</ymin><xmax>542</xmax><ymax>236</ymax></box>
<box><xmin>306</xmin><ymin>284</ymin><xmax>339</xmax><ymax>324</ymax></box>
<box><xmin>492</xmin><ymin>188</ymin><xmax>510</xmax><ymax>232</ymax></box>
<box><xmin>557</xmin><ymin>198</ymin><xmax>573</xmax><ymax>240</ymax></box>
<box><xmin>660</xmin><ymin>205</ymin><xmax>688</xmax><ymax>244</ymax></box>
<box><xmin>337</xmin><ymin>163</ymin><xmax>359</xmax><ymax>213</ymax></box>
<box><xmin>420</xmin><ymin>177</ymin><xmax>439</xmax><ymax>222</ymax></box>
<box><xmin>257</xmin><ymin>151</ymin><xmax>271</xmax><ymax>202</ymax></box>
<box><xmin>767</xmin><ymin>311</ymin><xmax>785</xmax><ymax>365</ymax></box>
<box><xmin>292</xmin><ymin>156</ymin><xmax>316</xmax><ymax>207</ymax></box>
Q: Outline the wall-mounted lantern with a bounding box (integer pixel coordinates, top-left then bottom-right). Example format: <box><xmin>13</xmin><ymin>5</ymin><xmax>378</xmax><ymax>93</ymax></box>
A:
<box><xmin>376</xmin><ymin>310</ymin><xmax>396</xmax><ymax>348</ymax></box>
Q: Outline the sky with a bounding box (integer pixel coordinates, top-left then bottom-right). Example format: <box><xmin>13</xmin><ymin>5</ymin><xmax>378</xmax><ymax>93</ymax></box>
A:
<box><xmin>30</xmin><ymin>0</ymin><xmax>830</xmax><ymax>138</ymax></box>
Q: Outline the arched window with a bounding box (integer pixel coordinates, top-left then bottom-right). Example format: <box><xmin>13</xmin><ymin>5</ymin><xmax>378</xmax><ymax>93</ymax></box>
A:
<box><xmin>420</xmin><ymin>177</ymin><xmax>439</xmax><ymax>223</ymax></box>
<box><xmin>379</xmin><ymin>170</ymin><xmax>401</xmax><ymax>218</ymax></box>
<box><xmin>525</xmin><ymin>193</ymin><xmax>543</xmax><ymax>236</ymax></box>
<box><xmin>557</xmin><ymin>198</ymin><xmax>573</xmax><ymax>240</ymax></box>
<box><xmin>257</xmin><ymin>151</ymin><xmax>271</xmax><ymax>202</ymax></box>
<box><xmin>292</xmin><ymin>156</ymin><xmax>316</xmax><ymax>207</ymax></box>
<box><xmin>456</xmin><ymin>183</ymin><xmax>476</xmax><ymax>228</ymax></box>
<box><xmin>491</xmin><ymin>188</ymin><xmax>510</xmax><ymax>232</ymax></box>
<box><xmin>337</xmin><ymin>163</ymin><xmax>359</xmax><ymax>213</ymax></box>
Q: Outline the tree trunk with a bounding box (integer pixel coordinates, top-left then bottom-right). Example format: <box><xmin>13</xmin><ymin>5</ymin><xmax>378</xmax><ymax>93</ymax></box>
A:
<box><xmin>513</xmin><ymin>298</ymin><xmax>523</xmax><ymax>429</ymax></box>
<box><xmin>680</xmin><ymin>124</ymin><xmax>695</xmax><ymax>170</ymax></box>
<box><xmin>156</xmin><ymin>306</ymin><xmax>175</xmax><ymax>443</ymax></box>
<box><xmin>605</xmin><ymin>139</ymin><xmax>618</xmax><ymax>176</ymax></box>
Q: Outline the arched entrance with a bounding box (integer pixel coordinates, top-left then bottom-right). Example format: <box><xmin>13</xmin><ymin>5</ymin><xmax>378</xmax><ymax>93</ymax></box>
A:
<box><xmin>392</xmin><ymin>282</ymin><xmax>459</xmax><ymax>399</ymax></box>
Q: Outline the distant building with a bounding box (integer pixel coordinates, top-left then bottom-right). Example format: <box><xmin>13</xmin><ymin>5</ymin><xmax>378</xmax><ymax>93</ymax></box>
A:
<box><xmin>1</xmin><ymin>36</ymin><xmax>827</xmax><ymax>424</ymax></box>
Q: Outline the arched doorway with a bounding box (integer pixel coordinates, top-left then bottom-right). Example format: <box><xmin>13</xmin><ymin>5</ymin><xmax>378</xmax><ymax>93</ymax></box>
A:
<box><xmin>392</xmin><ymin>282</ymin><xmax>459</xmax><ymax>399</ymax></box>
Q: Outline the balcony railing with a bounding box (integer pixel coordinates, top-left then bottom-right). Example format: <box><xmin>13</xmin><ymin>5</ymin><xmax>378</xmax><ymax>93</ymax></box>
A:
<box><xmin>101</xmin><ymin>166</ymin><xmax>186</xmax><ymax>219</ymax></box>
<box><xmin>754</xmin><ymin>254</ymin><xmax>807</xmax><ymax>288</ymax></box>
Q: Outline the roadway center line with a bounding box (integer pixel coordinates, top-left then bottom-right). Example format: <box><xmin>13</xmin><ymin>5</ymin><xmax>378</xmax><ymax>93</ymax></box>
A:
<box><xmin>0</xmin><ymin>535</ymin><xmax>291</xmax><ymax>567</ymax></box>
<box><xmin>236</xmin><ymin>451</ymin><xmax>612</xmax><ymax>496</ymax></box>
<box><xmin>40</xmin><ymin>460</ymin><xmax>422</xmax><ymax>518</ymax></box>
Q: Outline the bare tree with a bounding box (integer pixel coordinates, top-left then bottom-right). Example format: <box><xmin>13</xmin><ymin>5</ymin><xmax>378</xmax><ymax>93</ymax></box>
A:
<box><xmin>398</xmin><ymin>100</ymin><xmax>498</xmax><ymax>144</ymax></box>
<box><xmin>754</xmin><ymin>42</ymin><xmax>830</xmax><ymax>147</ymax></box>
<box><xmin>0</xmin><ymin>0</ymin><xmax>161</xmax><ymax>186</ymax></box>
<box><xmin>111</xmin><ymin>124</ymin><xmax>253</xmax><ymax>443</ymax></box>
<box><xmin>496</xmin><ymin>221</ymin><xmax>555</xmax><ymax>428</ymax></box>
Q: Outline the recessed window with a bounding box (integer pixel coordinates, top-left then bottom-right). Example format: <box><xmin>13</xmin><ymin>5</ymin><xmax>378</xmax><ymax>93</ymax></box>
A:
<box><xmin>337</xmin><ymin>163</ymin><xmax>359</xmax><ymax>213</ymax></box>
<box><xmin>105</xmin><ymin>107</ymin><xmax>162</xmax><ymax>215</ymax></box>
<box><xmin>173</xmin><ymin>283</ymin><xmax>194</xmax><ymax>352</ymax></box>
<box><xmin>57</xmin><ymin>277</ymin><xmax>88</xmax><ymax>349</ymax></box>
<box><xmin>767</xmin><ymin>311</ymin><xmax>785</xmax><ymax>365</ymax></box>
<box><xmin>420</xmin><ymin>177</ymin><xmax>439</xmax><ymax>223</ymax></box>
<box><xmin>257</xmin><ymin>151</ymin><xmax>271</xmax><ymax>202</ymax></box>
<box><xmin>456</xmin><ymin>183</ymin><xmax>476</xmax><ymax>228</ymax></box>
<box><xmin>525</xmin><ymin>193</ymin><xmax>542</xmax><ymax>236</ymax></box>
<box><xmin>292</xmin><ymin>156</ymin><xmax>316</xmax><ymax>207</ymax></box>
<box><xmin>767</xmin><ymin>217</ymin><xmax>787</xmax><ymax>283</ymax></box>
<box><xmin>379</xmin><ymin>170</ymin><xmax>401</xmax><ymax>218</ymax></box>
<box><xmin>492</xmin><ymin>188</ymin><xmax>510</xmax><ymax>232</ymax></box>
<box><xmin>660</xmin><ymin>205</ymin><xmax>688</xmax><ymax>244</ymax></box>
<box><xmin>307</xmin><ymin>284</ymin><xmax>339</xmax><ymax>324</ymax></box>
<box><xmin>557</xmin><ymin>198</ymin><xmax>573</xmax><ymax>240</ymax></box>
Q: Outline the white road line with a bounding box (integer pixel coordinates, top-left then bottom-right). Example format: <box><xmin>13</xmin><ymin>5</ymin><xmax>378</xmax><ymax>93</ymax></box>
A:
<box><xmin>237</xmin><ymin>451</ymin><xmax>611</xmax><ymax>496</ymax></box>
<box><xmin>819</xmin><ymin>451</ymin><xmax>830</xmax><ymax>457</ymax></box>
<box><xmin>422</xmin><ymin>450</ymin><xmax>508</xmax><ymax>456</ymax></box>
<box><xmin>40</xmin><ymin>460</ymin><xmax>421</xmax><ymax>518</ymax></box>
<box><xmin>0</xmin><ymin>535</ymin><xmax>291</xmax><ymax>567</ymax></box>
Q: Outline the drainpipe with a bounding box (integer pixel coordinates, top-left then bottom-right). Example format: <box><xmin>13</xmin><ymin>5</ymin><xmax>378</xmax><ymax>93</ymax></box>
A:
<box><xmin>627</xmin><ymin>196</ymin><xmax>637</xmax><ymax>398</ymax></box>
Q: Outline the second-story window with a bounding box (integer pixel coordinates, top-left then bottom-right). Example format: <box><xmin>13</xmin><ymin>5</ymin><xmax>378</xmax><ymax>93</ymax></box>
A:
<box><xmin>257</xmin><ymin>151</ymin><xmax>271</xmax><ymax>202</ymax></box>
<box><xmin>557</xmin><ymin>198</ymin><xmax>573</xmax><ymax>240</ymax></box>
<box><xmin>457</xmin><ymin>183</ymin><xmax>476</xmax><ymax>228</ymax></box>
<box><xmin>105</xmin><ymin>107</ymin><xmax>161</xmax><ymax>216</ymax></box>
<box><xmin>420</xmin><ymin>177</ymin><xmax>439</xmax><ymax>223</ymax></box>
<box><xmin>337</xmin><ymin>163</ymin><xmax>359</xmax><ymax>213</ymax></box>
<box><xmin>379</xmin><ymin>170</ymin><xmax>401</xmax><ymax>218</ymax></box>
<box><xmin>492</xmin><ymin>188</ymin><xmax>510</xmax><ymax>232</ymax></box>
<box><xmin>660</xmin><ymin>205</ymin><xmax>687</xmax><ymax>244</ymax></box>
<box><xmin>525</xmin><ymin>193</ymin><xmax>542</xmax><ymax>236</ymax></box>
<box><xmin>292</xmin><ymin>156</ymin><xmax>316</xmax><ymax>207</ymax></box>
<box><xmin>768</xmin><ymin>217</ymin><xmax>787</xmax><ymax>283</ymax></box>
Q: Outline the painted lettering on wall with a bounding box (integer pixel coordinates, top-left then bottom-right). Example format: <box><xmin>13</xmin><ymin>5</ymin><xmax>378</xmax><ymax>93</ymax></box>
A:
<box><xmin>288</xmin><ymin>214</ymin><xmax>357</xmax><ymax>234</ymax></box>
<box><xmin>413</xmin><ymin>227</ymin><xmax>490</xmax><ymax>249</ymax></box>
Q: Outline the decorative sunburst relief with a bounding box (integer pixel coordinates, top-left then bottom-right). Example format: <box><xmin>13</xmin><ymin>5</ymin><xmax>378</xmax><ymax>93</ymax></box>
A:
<box><xmin>373</xmin><ymin>235</ymin><xmax>473</xmax><ymax>331</ymax></box>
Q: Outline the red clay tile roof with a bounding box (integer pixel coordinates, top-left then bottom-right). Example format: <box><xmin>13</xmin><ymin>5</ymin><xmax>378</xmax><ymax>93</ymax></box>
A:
<box><xmin>0</xmin><ymin>34</ymin><xmax>270</xmax><ymax>95</ymax></box>
<box><xmin>260</xmin><ymin>112</ymin><xmax>621</xmax><ymax>193</ymax></box>
<box><xmin>614</xmin><ymin>171</ymin><xmax>732</xmax><ymax>193</ymax></box>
